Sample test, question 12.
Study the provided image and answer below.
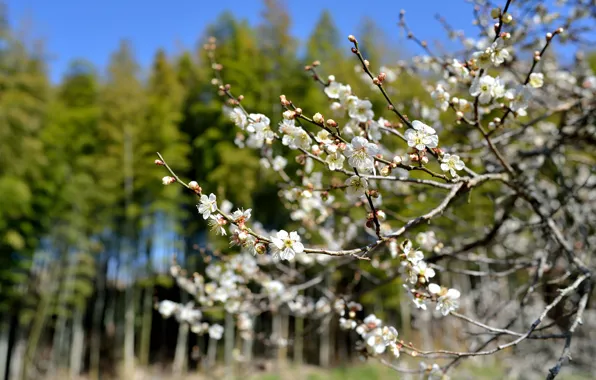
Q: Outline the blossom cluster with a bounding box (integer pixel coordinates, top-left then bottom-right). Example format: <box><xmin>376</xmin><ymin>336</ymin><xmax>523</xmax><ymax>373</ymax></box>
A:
<box><xmin>155</xmin><ymin>1</ymin><xmax>596</xmax><ymax>376</ymax></box>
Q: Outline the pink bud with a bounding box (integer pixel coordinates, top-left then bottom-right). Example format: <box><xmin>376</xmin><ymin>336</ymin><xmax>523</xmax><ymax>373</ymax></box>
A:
<box><xmin>188</xmin><ymin>181</ymin><xmax>202</xmax><ymax>193</ymax></box>
<box><xmin>162</xmin><ymin>176</ymin><xmax>176</xmax><ymax>185</ymax></box>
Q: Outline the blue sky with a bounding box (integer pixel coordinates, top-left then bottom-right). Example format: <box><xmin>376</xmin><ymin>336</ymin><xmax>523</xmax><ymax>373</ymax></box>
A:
<box><xmin>7</xmin><ymin>0</ymin><xmax>576</xmax><ymax>83</ymax></box>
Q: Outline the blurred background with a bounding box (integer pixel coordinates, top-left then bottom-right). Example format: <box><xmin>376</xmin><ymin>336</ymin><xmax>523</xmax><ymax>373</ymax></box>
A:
<box><xmin>1</xmin><ymin>0</ymin><xmax>594</xmax><ymax>379</ymax></box>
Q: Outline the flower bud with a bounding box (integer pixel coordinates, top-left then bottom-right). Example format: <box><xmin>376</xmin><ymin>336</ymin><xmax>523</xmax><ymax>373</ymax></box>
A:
<box><xmin>162</xmin><ymin>176</ymin><xmax>176</xmax><ymax>185</ymax></box>
<box><xmin>295</xmin><ymin>108</ymin><xmax>303</xmax><ymax>116</ymax></box>
<box><xmin>254</xmin><ymin>242</ymin><xmax>267</xmax><ymax>255</ymax></box>
<box><xmin>546</xmin><ymin>32</ymin><xmax>553</xmax><ymax>40</ymax></box>
<box><xmin>393</xmin><ymin>155</ymin><xmax>402</xmax><ymax>165</ymax></box>
<box><xmin>312</xmin><ymin>60</ymin><xmax>320</xmax><ymax>66</ymax></box>
<box><xmin>372</xmin><ymin>77</ymin><xmax>381</xmax><ymax>85</ymax></box>
<box><xmin>378</xmin><ymin>72</ymin><xmax>387</xmax><ymax>82</ymax></box>
<box><xmin>188</xmin><ymin>181</ymin><xmax>201</xmax><ymax>193</ymax></box>
<box><xmin>421</xmin><ymin>156</ymin><xmax>429</xmax><ymax>164</ymax></box>
<box><xmin>502</xmin><ymin>13</ymin><xmax>513</xmax><ymax>24</ymax></box>
<box><xmin>376</xmin><ymin>210</ymin><xmax>386</xmax><ymax>221</ymax></box>
<box><xmin>380</xmin><ymin>166</ymin><xmax>391</xmax><ymax>176</ymax></box>
<box><xmin>313</xmin><ymin>112</ymin><xmax>325</xmax><ymax>124</ymax></box>
<box><xmin>155</xmin><ymin>159</ymin><xmax>164</xmax><ymax>166</ymax></box>
<box><xmin>326</xmin><ymin>119</ymin><xmax>338</xmax><ymax>128</ymax></box>
<box><xmin>348</xmin><ymin>35</ymin><xmax>356</xmax><ymax>43</ymax></box>
<box><xmin>328</xmin><ymin>75</ymin><xmax>335</xmax><ymax>82</ymax></box>
<box><xmin>369</xmin><ymin>190</ymin><xmax>379</xmax><ymax>198</ymax></box>
<box><xmin>490</xmin><ymin>7</ymin><xmax>501</xmax><ymax>19</ymax></box>
<box><xmin>283</xmin><ymin>110</ymin><xmax>296</xmax><ymax>120</ymax></box>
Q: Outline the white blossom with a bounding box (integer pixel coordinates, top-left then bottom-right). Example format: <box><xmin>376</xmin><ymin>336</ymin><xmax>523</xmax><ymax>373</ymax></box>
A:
<box><xmin>226</xmin><ymin>107</ymin><xmax>248</xmax><ymax>129</ymax></box>
<box><xmin>431</xmin><ymin>286</ymin><xmax>461</xmax><ymax>316</ymax></box>
<box><xmin>440</xmin><ymin>154</ymin><xmax>465</xmax><ymax>176</ymax></box>
<box><xmin>231</xmin><ymin>208</ymin><xmax>252</xmax><ymax>224</ymax></box>
<box><xmin>270</xmin><ymin>230</ymin><xmax>304</xmax><ymax>260</ymax></box>
<box><xmin>348</xmin><ymin>98</ymin><xmax>374</xmax><ymax>122</ymax></box>
<box><xmin>198</xmin><ymin>193</ymin><xmax>217</xmax><ymax>219</ymax></box>
<box><xmin>470</xmin><ymin>75</ymin><xmax>496</xmax><ymax>104</ymax></box>
<box><xmin>271</xmin><ymin>156</ymin><xmax>287</xmax><ymax>171</ymax></box>
<box><xmin>344</xmin><ymin>136</ymin><xmax>379</xmax><ymax>172</ymax></box>
<box><xmin>247</xmin><ymin>113</ymin><xmax>270</xmax><ymax>134</ymax></box>
<box><xmin>507</xmin><ymin>85</ymin><xmax>531</xmax><ymax>115</ymax></box>
<box><xmin>489</xmin><ymin>40</ymin><xmax>509</xmax><ymax>66</ymax></box>
<box><xmin>364</xmin><ymin>328</ymin><xmax>386</xmax><ymax>355</ymax></box>
<box><xmin>389</xmin><ymin>342</ymin><xmax>400</xmax><ymax>358</ymax></box>
<box><xmin>324</xmin><ymin>81</ymin><xmax>341</xmax><ymax>99</ymax></box>
<box><xmin>339</xmin><ymin>317</ymin><xmax>357</xmax><ymax>330</ymax></box>
<box><xmin>208</xmin><ymin>324</ymin><xmax>224</xmax><ymax>340</ymax></box>
<box><xmin>157</xmin><ymin>300</ymin><xmax>178</xmax><ymax>318</ymax></box>
<box><xmin>363</xmin><ymin>314</ymin><xmax>382</xmax><ymax>330</ymax></box>
<box><xmin>412</xmin><ymin>261</ymin><xmax>436</xmax><ymax>283</ymax></box>
<box><xmin>280</xmin><ymin>120</ymin><xmax>312</xmax><ymax>151</ymax></box>
<box><xmin>325</xmin><ymin>152</ymin><xmax>345</xmax><ymax>170</ymax></box>
<box><xmin>451</xmin><ymin>59</ymin><xmax>469</xmax><ymax>78</ymax></box>
<box><xmin>208</xmin><ymin>214</ymin><xmax>227</xmax><ymax>236</ymax></box>
<box><xmin>405</xmin><ymin>121</ymin><xmax>439</xmax><ymax>151</ymax></box>
<box><xmin>345</xmin><ymin>175</ymin><xmax>368</xmax><ymax>197</ymax></box>
<box><xmin>431</xmin><ymin>85</ymin><xmax>450</xmax><ymax>111</ymax></box>
<box><xmin>529</xmin><ymin>73</ymin><xmax>544</xmax><ymax>88</ymax></box>
<box><xmin>381</xmin><ymin>325</ymin><xmax>398</xmax><ymax>344</ymax></box>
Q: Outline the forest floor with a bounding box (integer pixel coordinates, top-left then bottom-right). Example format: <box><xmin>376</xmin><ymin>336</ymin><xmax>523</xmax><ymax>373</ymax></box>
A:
<box><xmin>107</xmin><ymin>361</ymin><xmax>594</xmax><ymax>380</ymax></box>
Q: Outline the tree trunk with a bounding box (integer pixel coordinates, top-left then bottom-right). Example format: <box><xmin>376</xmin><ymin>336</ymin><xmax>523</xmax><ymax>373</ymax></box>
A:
<box><xmin>172</xmin><ymin>322</ymin><xmax>188</xmax><ymax>375</ymax></box>
<box><xmin>242</xmin><ymin>318</ymin><xmax>254</xmax><ymax>369</ymax></box>
<box><xmin>319</xmin><ymin>317</ymin><xmax>330</xmax><ymax>367</ymax></box>
<box><xmin>20</xmin><ymin>264</ymin><xmax>57</xmax><ymax>380</ymax></box>
<box><xmin>272</xmin><ymin>312</ymin><xmax>281</xmax><ymax>372</ymax></box>
<box><xmin>122</xmin><ymin>122</ymin><xmax>136</xmax><ymax>378</ymax></box>
<box><xmin>172</xmin><ymin>288</ymin><xmax>189</xmax><ymax>376</ymax></box>
<box><xmin>278</xmin><ymin>312</ymin><xmax>288</xmax><ymax>367</ymax></box>
<box><xmin>206</xmin><ymin>337</ymin><xmax>217</xmax><ymax>369</ymax></box>
<box><xmin>139</xmin><ymin>284</ymin><xmax>154</xmax><ymax>367</ymax></box>
<box><xmin>89</xmin><ymin>257</ymin><xmax>106</xmax><ymax>380</ymax></box>
<box><xmin>139</xmin><ymin>233</ymin><xmax>154</xmax><ymax>367</ymax></box>
<box><xmin>9</xmin><ymin>330</ymin><xmax>26</xmax><ymax>380</ymax></box>
<box><xmin>224</xmin><ymin>312</ymin><xmax>234</xmax><ymax>378</ymax></box>
<box><xmin>70</xmin><ymin>308</ymin><xmax>85</xmax><ymax>378</ymax></box>
<box><xmin>123</xmin><ymin>285</ymin><xmax>135</xmax><ymax>377</ymax></box>
<box><xmin>293</xmin><ymin>316</ymin><xmax>303</xmax><ymax>365</ymax></box>
<box><xmin>319</xmin><ymin>275</ymin><xmax>331</xmax><ymax>367</ymax></box>
<box><xmin>0</xmin><ymin>316</ymin><xmax>10</xmax><ymax>380</ymax></box>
